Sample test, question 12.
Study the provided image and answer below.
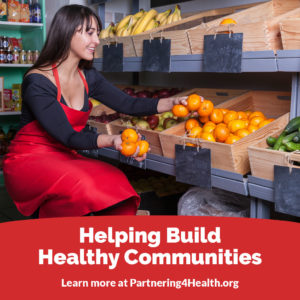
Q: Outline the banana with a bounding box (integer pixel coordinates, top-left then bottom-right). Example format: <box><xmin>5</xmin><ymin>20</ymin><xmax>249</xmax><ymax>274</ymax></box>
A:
<box><xmin>144</xmin><ymin>19</ymin><xmax>159</xmax><ymax>32</ymax></box>
<box><xmin>115</xmin><ymin>15</ymin><xmax>132</xmax><ymax>32</ymax></box>
<box><xmin>121</xmin><ymin>16</ymin><xmax>136</xmax><ymax>37</ymax></box>
<box><xmin>99</xmin><ymin>23</ymin><xmax>112</xmax><ymax>39</ymax></box>
<box><xmin>132</xmin><ymin>9</ymin><xmax>158</xmax><ymax>35</ymax></box>
<box><xmin>134</xmin><ymin>9</ymin><xmax>145</xmax><ymax>19</ymax></box>
<box><xmin>131</xmin><ymin>11</ymin><xmax>146</xmax><ymax>34</ymax></box>
<box><xmin>155</xmin><ymin>9</ymin><xmax>171</xmax><ymax>22</ymax></box>
<box><xmin>166</xmin><ymin>12</ymin><xmax>174</xmax><ymax>24</ymax></box>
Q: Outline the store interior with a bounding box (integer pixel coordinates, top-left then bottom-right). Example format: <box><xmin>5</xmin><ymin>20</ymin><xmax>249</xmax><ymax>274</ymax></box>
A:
<box><xmin>1</xmin><ymin>0</ymin><xmax>300</xmax><ymax>222</ymax></box>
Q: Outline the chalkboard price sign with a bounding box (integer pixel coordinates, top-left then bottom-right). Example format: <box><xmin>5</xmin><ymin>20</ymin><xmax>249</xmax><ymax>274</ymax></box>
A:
<box><xmin>203</xmin><ymin>33</ymin><xmax>243</xmax><ymax>73</ymax></box>
<box><xmin>274</xmin><ymin>165</ymin><xmax>300</xmax><ymax>217</ymax></box>
<box><xmin>175</xmin><ymin>144</ymin><xmax>211</xmax><ymax>189</ymax></box>
<box><xmin>103</xmin><ymin>43</ymin><xmax>123</xmax><ymax>72</ymax></box>
<box><xmin>142</xmin><ymin>38</ymin><xmax>171</xmax><ymax>72</ymax></box>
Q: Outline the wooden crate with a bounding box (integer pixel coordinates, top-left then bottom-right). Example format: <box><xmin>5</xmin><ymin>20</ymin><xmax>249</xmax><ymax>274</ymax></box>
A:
<box><xmin>248</xmin><ymin>114</ymin><xmax>300</xmax><ymax>181</ymax></box>
<box><xmin>159</xmin><ymin>91</ymin><xmax>291</xmax><ymax>174</ymax></box>
<box><xmin>109</xmin><ymin>119</ymin><xmax>163</xmax><ymax>155</ymax></box>
<box><xmin>95</xmin><ymin>3</ymin><xmax>258</xmax><ymax>58</ymax></box>
<box><xmin>87</xmin><ymin>103</ymin><xmax>117</xmax><ymax>135</ymax></box>
<box><xmin>280</xmin><ymin>18</ymin><xmax>300</xmax><ymax>49</ymax></box>
<box><xmin>174</xmin><ymin>88</ymin><xmax>248</xmax><ymax>106</ymax></box>
<box><xmin>188</xmin><ymin>2</ymin><xmax>300</xmax><ymax>54</ymax></box>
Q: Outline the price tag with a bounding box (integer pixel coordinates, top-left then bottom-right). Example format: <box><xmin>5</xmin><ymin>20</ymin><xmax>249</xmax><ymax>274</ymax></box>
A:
<box><xmin>103</xmin><ymin>43</ymin><xmax>123</xmax><ymax>72</ymax></box>
<box><xmin>175</xmin><ymin>144</ymin><xmax>211</xmax><ymax>189</ymax></box>
<box><xmin>203</xmin><ymin>33</ymin><xmax>243</xmax><ymax>73</ymax></box>
<box><xmin>274</xmin><ymin>165</ymin><xmax>300</xmax><ymax>217</ymax></box>
<box><xmin>142</xmin><ymin>38</ymin><xmax>171</xmax><ymax>72</ymax></box>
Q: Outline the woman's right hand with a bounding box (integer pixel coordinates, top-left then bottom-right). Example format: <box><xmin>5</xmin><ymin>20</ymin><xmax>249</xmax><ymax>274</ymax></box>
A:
<box><xmin>111</xmin><ymin>135</ymin><xmax>123</xmax><ymax>151</ymax></box>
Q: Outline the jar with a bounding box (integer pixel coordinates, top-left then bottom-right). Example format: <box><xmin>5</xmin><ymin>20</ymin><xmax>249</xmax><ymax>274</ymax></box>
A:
<box><xmin>13</xmin><ymin>49</ymin><xmax>20</xmax><ymax>63</ymax></box>
<box><xmin>0</xmin><ymin>37</ymin><xmax>3</xmax><ymax>49</ymax></box>
<box><xmin>26</xmin><ymin>50</ymin><xmax>33</xmax><ymax>64</ymax></box>
<box><xmin>20</xmin><ymin>49</ymin><xmax>26</xmax><ymax>64</ymax></box>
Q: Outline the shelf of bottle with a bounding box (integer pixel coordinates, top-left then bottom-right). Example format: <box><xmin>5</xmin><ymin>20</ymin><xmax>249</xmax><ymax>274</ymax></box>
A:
<box><xmin>0</xmin><ymin>64</ymin><xmax>33</xmax><ymax>67</ymax></box>
<box><xmin>0</xmin><ymin>111</ymin><xmax>21</xmax><ymax>115</ymax></box>
<box><xmin>0</xmin><ymin>21</ymin><xmax>43</xmax><ymax>31</ymax></box>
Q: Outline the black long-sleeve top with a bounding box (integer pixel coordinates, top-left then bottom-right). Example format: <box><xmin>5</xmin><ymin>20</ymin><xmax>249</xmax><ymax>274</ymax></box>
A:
<box><xmin>20</xmin><ymin>68</ymin><xmax>160</xmax><ymax>150</ymax></box>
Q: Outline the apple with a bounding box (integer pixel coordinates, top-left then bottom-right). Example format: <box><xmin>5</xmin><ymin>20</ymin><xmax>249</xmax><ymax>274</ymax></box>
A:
<box><xmin>91</xmin><ymin>99</ymin><xmax>101</xmax><ymax>107</ymax></box>
<box><xmin>161</xmin><ymin>111</ymin><xmax>174</xmax><ymax>119</ymax></box>
<box><xmin>131</xmin><ymin>116</ymin><xmax>140</xmax><ymax>125</ymax></box>
<box><xmin>146</xmin><ymin>115</ymin><xmax>159</xmax><ymax>129</ymax></box>
<box><xmin>123</xmin><ymin>88</ymin><xmax>135</xmax><ymax>95</ymax></box>
<box><xmin>154</xmin><ymin>125</ymin><xmax>164</xmax><ymax>132</ymax></box>
<box><xmin>136</xmin><ymin>120</ymin><xmax>150</xmax><ymax>130</ymax></box>
<box><xmin>163</xmin><ymin>118</ymin><xmax>178</xmax><ymax>129</ymax></box>
<box><xmin>136</xmin><ymin>91</ymin><xmax>148</xmax><ymax>98</ymax></box>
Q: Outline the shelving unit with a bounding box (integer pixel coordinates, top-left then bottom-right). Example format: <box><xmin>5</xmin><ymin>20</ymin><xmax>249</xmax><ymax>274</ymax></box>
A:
<box><xmin>91</xmin><ymin>48</ymin><xmax>300</xmax><ymax>219</ymax></box>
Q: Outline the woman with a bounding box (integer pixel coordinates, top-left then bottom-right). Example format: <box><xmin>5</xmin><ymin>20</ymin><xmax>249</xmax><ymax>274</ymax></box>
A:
<box><xmin>3</xmin><ymin>5</ymin><xmax>187</xmax><ymax>218</ymax></box>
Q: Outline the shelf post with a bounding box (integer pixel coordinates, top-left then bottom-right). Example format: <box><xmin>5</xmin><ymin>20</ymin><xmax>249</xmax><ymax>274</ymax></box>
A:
<box><xmin>290</xmin><ymin>73</ymin><xmax>300</xmax><ymax>119</ymax></box>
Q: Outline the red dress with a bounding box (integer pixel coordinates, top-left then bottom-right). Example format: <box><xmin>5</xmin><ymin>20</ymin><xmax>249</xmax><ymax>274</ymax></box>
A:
<box><xmin>3</xmin><ymin>66</ymin><xmax>140</xmax><ymax>218</ymax></box>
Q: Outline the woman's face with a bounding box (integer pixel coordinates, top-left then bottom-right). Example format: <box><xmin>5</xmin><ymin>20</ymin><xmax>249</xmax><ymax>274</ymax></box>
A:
<box><xmin>70</xmin><ymin>17</ymin><xmax>100</xmax><ymax>61</ymax></box>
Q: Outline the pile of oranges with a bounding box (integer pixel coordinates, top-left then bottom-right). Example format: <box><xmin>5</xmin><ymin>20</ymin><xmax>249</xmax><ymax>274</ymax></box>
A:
<box><xmin>172</xmin><ymin>94</ymin><xmax>275</xmax><ymax>144</ymax></box>
<box><xmin>121</xmin><ymin>128</ymin><xmax>149</xmax><ymax>156</ymax></box>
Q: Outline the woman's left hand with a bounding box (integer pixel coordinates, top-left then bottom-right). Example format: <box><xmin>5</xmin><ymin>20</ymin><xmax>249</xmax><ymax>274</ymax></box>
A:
<box><xmin>132</xmin><ymin>133</ymin><xmax>150</xmax><ymax>162</ymax></box>
<box><xmin>157</xmin><ymin>96</ymin><xmax>188</xmax><ymax>113</ymax></box>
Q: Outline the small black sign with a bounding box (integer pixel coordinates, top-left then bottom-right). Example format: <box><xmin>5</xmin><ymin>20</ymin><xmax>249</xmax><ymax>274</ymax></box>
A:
<box><xmin>142</xmin><ymin>38</ymin><xmax>171</xmax><ymax>72</ymax></box>
<box><xmin>119</xmin><ymin>153</ymin><xmax>147</xmax><ymax>169</ymax></box>
<box><xmin>175</xmin><ymin>144</ymin><xmax>211</xmax><ymax>189</ymax></box>
<box><xmin>103</xmin><ymin>43</ymin><xmax>123</xmax><ymax>72</ymax></box>
<box><xmin>274</xmin><ymin>165</ymin><xmax>300</xmax><ymax>217</ymax></box>
<box><xmin>203</xmin><ymin>33</ymin><xmax>243</xmax><ymax>73</ymax></box>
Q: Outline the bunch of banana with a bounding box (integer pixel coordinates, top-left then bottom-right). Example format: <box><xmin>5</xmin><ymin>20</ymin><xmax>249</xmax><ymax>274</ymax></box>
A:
<box><xmin>99</xmin><ymin>5</ymin><xmax>182</xmax><ymax>39</ymax></box>
<box><xmin>166</xmin><ymin>5</ymin><xmax>182</xmax><ymax>25</ymax></box>
<box><xmin>99</xmin><ymin>22</ymin><xmax>115</xmax><ymax>39</ymax></box>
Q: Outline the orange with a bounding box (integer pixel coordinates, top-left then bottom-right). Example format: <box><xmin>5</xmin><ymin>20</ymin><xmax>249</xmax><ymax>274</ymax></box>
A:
<box><xmin>228</xmin><ymin>119</ymin><xmax>246</xmax><ymax>133</ymax></box>
<box><xmin>258</xmin><ymin>119</ymin><xmax>274</xmax><ymax>128</ymax></box>
<box><xmin>223</xmin><ymin>110</ymin><xmax>238</xmax><ymax>124</ymax></box>
<box><xmin>249</xmin><ymin>111</ymin><xmax>265</xmax><ymax>120</ymax></box>
<box><xmin>225</xmin><ymin>135</ymin><xmax>241</xmax><ymax>144</ymax></box>
<box><xmin>188</xmin><ymin>126</ymin><xmax>202</xmax><ymax>138</ymax></box>
<box><xmin>186</xmin><ymin>94</ymin><xmax>202</xmax><ymax>111</ymax></box>
<box><xmin>248</xmin><ymin>125</ymin><xmax>258</xmax><ymax>133</ymax></box>
<box><xmin>244</xmin><ymin>110</ymin><xmax>252</xmax><ymax>118</ymax></box>
<box><xmin>197</xmin><ymin>100</ymin><xmax>214</xmax><ymax>117</ymax></box>
<box><xmin>185</xmin><ymin>118</ymin><xmax>200</xmax><ymax>131</ymax></box>
<box><xmin>210</xmin><ymin>108</ymin><xmax>223</xmax><ymax>124</ymax></box>
<box><xmin>249</xmin><ymin>116</ymin><xmax>265</xmax><ymax>127</ymax></box>
<box><xmin>241</xmin><ymin>118</ymin><xmax>249</xmax><ymax>127</ymax></box>
<box><xmin>186</xmin><ymin>142</ymin><xmax>197</xmax><ymax>147</ymax></box>
<box><xmin>121</xmin><ymin>128</ymin><xmax>138</xmax><ymax>143</ymax></box>
<box><xmin>200</xmin><ymin>132</ymin><xmax>216</xmax><ymax>142</ymax></box>
<box><xmin>220</xmin><ymin>108</ymin><xmax>229</xmax><ymax>115</ymax></box>
<box><xmin>121</xmin><ymin>141</ymin><xmax>137</xmax><ymax>157</ymax></box>
<box><xmin>214</xmin><ymin>125</ymin><xmax>230</xmax><ymax>142</ymax></box>
<box><xmin>172</xmin><ymin>104</ymin><xmax>189</xmax><ymax>117</ymax></box>
<box><xmin>220</xmin><ymin>18</ymin><xmax>237</xmax><ymax>25</ymax></box>
<box><xmin>216</xmin><ymin>122</ymin><xmax>227</xmax><ymax>127</ymax></box>
<box><xmin>136</xmin><ymin>140</ymin><xmax>149</xmax><ymax>156</ymax></box>
<box><xmin>202</xmin><ymin>125</ymin><xmax>215</xmax><ymax>134</ymax></box>
<box><xmin>203</xmin><ymin>121</ymin><xmax>216</xmax><ymax>129</ymax></box>
<box><xmin>236</xmin><ymin>128</ymin><xmax>250</xmax><ymax>138</ymax></box>
<box><xmin>237</xmin><ymin>111</ymin><xmax>247</xmax><ymax>120</ymax></box>
<box><xmin>199</xmin><ymin>115</ymin><xmax>209</xmax><ymax>123</ymax></box>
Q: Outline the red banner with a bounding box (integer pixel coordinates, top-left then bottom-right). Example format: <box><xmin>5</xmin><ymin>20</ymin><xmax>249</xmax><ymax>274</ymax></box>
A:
<box><xmin>0</xmin><ymin>216</ymin><xmax>299</xmax><ymax>299</ymax></box>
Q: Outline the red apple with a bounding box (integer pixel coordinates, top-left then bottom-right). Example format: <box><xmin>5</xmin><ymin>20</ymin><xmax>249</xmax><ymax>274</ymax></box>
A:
<box><xmin>146</xmin><ymin>115</ymin><xmax>159</xmax><ymax>129</ymax></box>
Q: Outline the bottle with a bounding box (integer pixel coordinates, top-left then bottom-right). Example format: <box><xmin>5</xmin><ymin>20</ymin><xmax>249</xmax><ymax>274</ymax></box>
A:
<box><xmin>7</xmin><ymin>46</ymin><xmax>13</xmax><ymax>64</ymax></box>
<box><xmin>3</xmin><ymin>36</ymin><xmax>9</xmax><ymax>51</ymax></box>
<box><xmin>32</xmin><ymin>0</ymin><xmax>41</xmax><ymax>23</ymax></box>
<box><xmin>13</xmin><ymin>49</ymin><xmax>20</xmax><ymax>64</ymax></box>
<box><xmin>20</xmin><ymin>50</ymin><xmax>26</xmax><ymax>64</ymax></box>
<box><xmin>26</xmin><ymin>50</ymin><xmax>33</xmax><ymax>64</ymax></box>
<box><xmin>33</xmin><ymin>49</ymin><xmax>39</xmax><ymax>63</ymax></box>
<box><xmin>0</xmin><ymin>49</ymin><xmax>5</xmax><ymax>64</ymax></box>
<box><xmin>28</xmin><ymin>0</ymin><xmax>33</xmax><ymax>22</ymax></box>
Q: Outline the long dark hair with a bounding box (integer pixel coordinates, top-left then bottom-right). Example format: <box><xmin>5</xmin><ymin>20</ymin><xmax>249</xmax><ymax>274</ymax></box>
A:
<box><xmin>26</xmin><ymin>5</ymin><xmax>101</xmax><ymax>75</ymax></box>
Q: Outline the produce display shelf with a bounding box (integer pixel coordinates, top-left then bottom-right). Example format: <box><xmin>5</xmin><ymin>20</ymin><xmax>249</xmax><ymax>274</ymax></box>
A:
<box><xmin>0</xmin><ymin>111</ymin><xmax>21</xmax><ymax>115</ymax></box>
<box><xmin>0</xmin><ymin>64</ymin><xmax>33</xmax><ymax>68</ymax></box>
<box><xmin>247</xmin><ymin>175</ymin><xmax>274</xmax><ymax>202</ymax></box>
<box><xmin>93</xmin><ymin>51</ymin><xmax>278</xmax><ymax>73</ymax></box>
<box><xmin>94</xmin><ymin>147</ymin><xmax>249</xmax><ymax>196</ymax></box>
<box><xmin>277</xmin><ymin>50</ymin><xmax>300</xmax><ymax>72</ymax></box>
<box><xmin>0</xmin><ymin>21</ymin><xmax>43</xmax><ymax>31</ymax></box>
